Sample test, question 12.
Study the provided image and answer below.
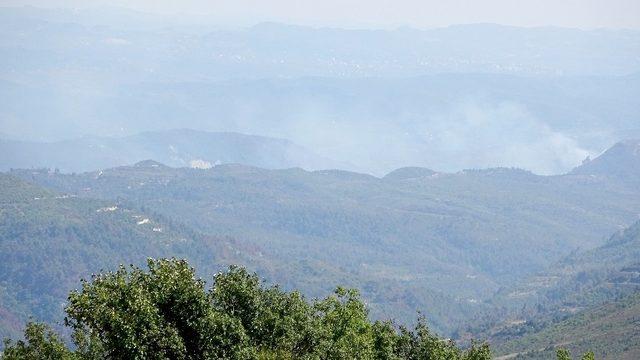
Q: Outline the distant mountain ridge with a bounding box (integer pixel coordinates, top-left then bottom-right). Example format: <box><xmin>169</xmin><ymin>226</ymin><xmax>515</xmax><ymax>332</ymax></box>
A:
<box><xmin>0</xmin><ymin>129</ymin><xmax>344</xmax><ymax>173</ymax></box>
<box><xmin>571</xmin><ymin>139</ymin><xmax>640</xmax><ymax>181</ymax></box>
<box><xmin>4</xmin><ymin>8</ymin><xmax>640</xmax><ymax>77</ymax></box>
<box><xmin>380</xmin><ymin>139</ymin><xmax>638</xmax><ymax>180</ymax></box>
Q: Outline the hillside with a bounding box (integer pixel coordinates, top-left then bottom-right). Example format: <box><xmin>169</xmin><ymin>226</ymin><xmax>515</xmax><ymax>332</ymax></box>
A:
<box><xmin>571</xmin><ymin>139</ymin><xmax>640</xmax><ymax>182</ymax></box>
<box><xmin>0</xmin><ymin>172</ymin><xmax>467</xmax><ymax>343</ymax></box>
<box><xmin>465</xmin><ymin>220</ymin><xmax>640</xmax><ymax>355</ymax></box>
<box><xmin>9</xmin><ymin>143</ymin><xmax>640</xmax><ymax>333</ymax></box>
<box><xmin>0</xmin><ymin>173</ymin><xmax>256</xmax><ymax>341</ymax></box>
<box><xmin>494</xmin><ymin>292</ymin><xmax>640</xmax><ymax>359</ymax></box>
<box><xmin>0</xmin><ymin>129</ymin><xmax>342</xmax><ymax>173</ymax></box>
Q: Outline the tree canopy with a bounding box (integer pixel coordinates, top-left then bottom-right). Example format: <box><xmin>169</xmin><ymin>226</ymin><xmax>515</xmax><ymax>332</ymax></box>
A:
<box><xmin>3</xmin><ymin>258</ymin><xmax>492</xmax><ymax>359</ymax></box>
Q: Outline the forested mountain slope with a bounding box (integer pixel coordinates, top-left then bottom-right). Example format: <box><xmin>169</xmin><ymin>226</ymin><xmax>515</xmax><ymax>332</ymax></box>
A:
<box><xmin>494</xmin><ymin>292</ymin><xmax>640</xmax><ymax>359</ymax></box>
<box><xmin>464</xmin><ymin>219</ymin><xmax>640</xmax><ymax>344</ymax></box>
<box><xmin>0</xmin><ymin>174</ymin><xmax>256</xmax><ymax>341</ymax></box>
<box><xmin>9</xmin><ymin>140</ymin><xmax>640</xmax><ymax>333</ymax></box>
<box><xmin>0</xmin><ymin>173</ymin><xmax>467</xmax><ymax>343</ymax></box>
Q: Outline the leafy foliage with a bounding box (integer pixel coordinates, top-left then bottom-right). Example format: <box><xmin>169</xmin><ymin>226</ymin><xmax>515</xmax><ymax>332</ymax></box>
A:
<box><xmin>65</xmin><ymin>259</ymin><xmax>251</xmax><ymax>359</ymax></box>
<box><xmin>2</xmin><ymin>323</ymin><xmax>75</xmax><ymax>360</ymax></box>
<box><xmin>3</xmin><ymin>258</ymin><xmax>491</xmax><ymax>360</ymax></box>
<box><xmin>556</xmin><ymin>348</ymin><xmax>596</xmax><ymax>360</ymax></box>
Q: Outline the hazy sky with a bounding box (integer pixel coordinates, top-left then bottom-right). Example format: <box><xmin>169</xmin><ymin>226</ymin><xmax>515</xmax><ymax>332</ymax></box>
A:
<box><xmin>2</xmin><ymin>0</ymin><xmax>639</xmax><ymax>29</ymax></box>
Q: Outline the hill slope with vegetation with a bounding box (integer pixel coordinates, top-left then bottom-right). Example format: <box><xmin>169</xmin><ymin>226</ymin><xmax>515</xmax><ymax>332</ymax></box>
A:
<box><xmin>571</xmin><ymin>139</ymin><xmax>640</xmax><ymax>182</ymax></box>
<box><xmin>8</xmin><ymin>140</ymin><xmax>640</xmax><ymax>334</ymax></box>
<box><xmin>0</xmin><ymin>174</ymin><xmax>256</xmax><ymax>341</ymax></box>
<box><xmin>464</xmin><ymin>220</ymin><xmax>640</xmax><ymax>358</ymax></box>
<box><xmin>494</xmin><ymin>292</ymin><xmax>640</xmax><ymax>359</ymax></box>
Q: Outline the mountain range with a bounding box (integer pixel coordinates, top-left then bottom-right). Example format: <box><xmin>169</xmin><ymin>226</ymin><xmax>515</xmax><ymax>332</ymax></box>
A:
<box><xmin>2</xmin><ymin>8</ymin><xmax>639</xmax><ymax>79</ymax></box>
<box><xmin>3</xmin><ymin>75</ymin><xmax>639</xmax><ymax>175</ymax></box>
<box><xmin>2</xmin><ymin>5</ymin><xmax>640</xmax><ymax>175</ymax></box>
<box><xmin>4</xmin><ymin>138</ymin><xmax>639</xmax><ymax>341</ymax></box>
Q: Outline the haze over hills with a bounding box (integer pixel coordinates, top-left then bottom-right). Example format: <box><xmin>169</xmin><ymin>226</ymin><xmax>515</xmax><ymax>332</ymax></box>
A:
<box><xmin>0</xmin><ymin>129</ymin><xmax>344</xmax><ymax>173</ymax></box>
<box><xmin>3</xmin><ymin>75</ymin><xmax>640</xmax><ymax>175</ymax></box>
<box><xmin>2</xmin><ymin>6</ymin><xmax>640</xmax><ymax>175</ymax></box>
<box><xmin>2</xmin><ymin>7</ymin><xmax>639</xmax><ymax>79</ymax></box>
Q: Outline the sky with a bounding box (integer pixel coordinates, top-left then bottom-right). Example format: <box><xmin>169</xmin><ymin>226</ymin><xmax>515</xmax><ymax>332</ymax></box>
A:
<box><xmin>1</xmin><ymin>0</ymin><xmax>639</xmax><ymax>29</ymax></box>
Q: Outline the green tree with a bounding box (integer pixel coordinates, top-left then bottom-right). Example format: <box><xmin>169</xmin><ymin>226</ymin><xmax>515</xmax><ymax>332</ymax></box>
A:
<box><xmin>313</xmin><ymin>287</ymin><xmax>374</xmax><ymax>359</ymax></box>
<box><xmin>2</xmin><ymin>322</ymin><xmax>75</xmax><ymax>360</ymax></box>
<box><xmin>581</xmin><ymin>351</ymin><xmax>595</xmax><ymax>360</ymax></box>
<box><xmin>210</xmin><ymin>265</ymin><xmax>316</xmax><ymax>357</ymax></box>
<box><xmin>408</xmin><ymin>316</ymin><xmax>461</xmax><ymax>360</ymax></box>
<box><xmin>65</xmin><ymin>258</ymin><xmax>252</xmax><ymax>360</ymax></box>
<box><xmin>2</xmin><ymin>258</ymin><xmax>495</xmax><ymax>360</ymax></box>
<box><xmin>462</xmin><ymin>341</ymin><xmax>491</xmax><ymax>360</ymax></box>
<box><xmin>70</xmin><ymin>327</ymin><xmax>104</xmax><ymax>360</ymax></box>
<box><xmin>557</xmin><ymin>348</ymin><xmax>572</xmax><ymax>360</ymax></box>
<box><xmin>372</xmin><ymin>321</ymin><xmax>400</xmax><ymax>360</ymax></box>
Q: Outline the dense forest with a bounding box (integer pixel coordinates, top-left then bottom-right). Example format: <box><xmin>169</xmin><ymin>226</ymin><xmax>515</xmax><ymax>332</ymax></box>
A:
<box><xmin>0</xmin><ymin>173</ymin><xmax>253</xmax><ymax>340</ymax></box>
